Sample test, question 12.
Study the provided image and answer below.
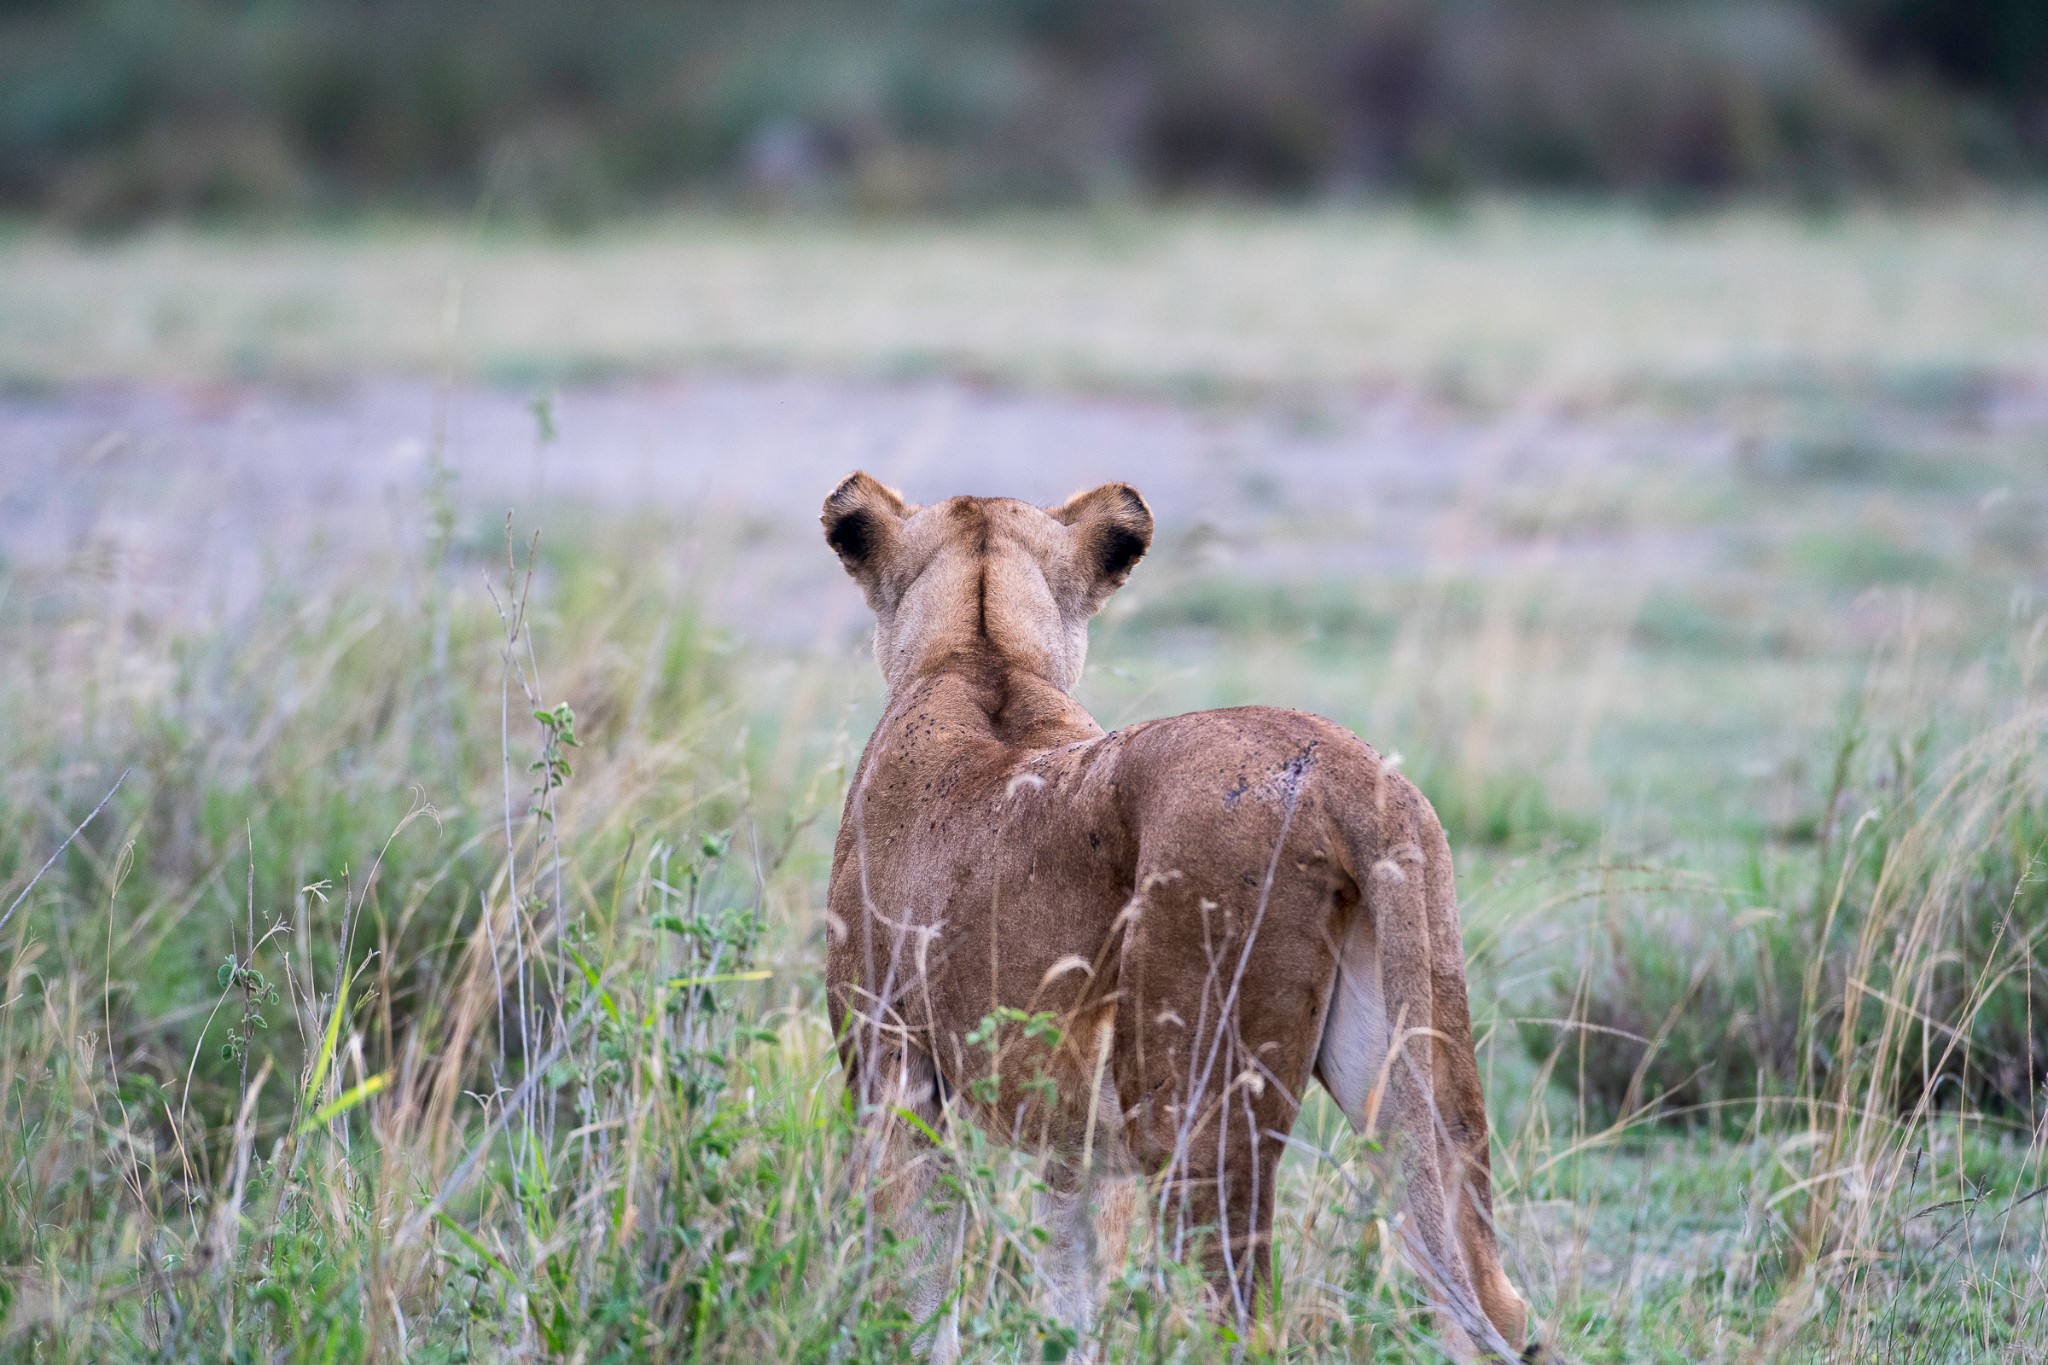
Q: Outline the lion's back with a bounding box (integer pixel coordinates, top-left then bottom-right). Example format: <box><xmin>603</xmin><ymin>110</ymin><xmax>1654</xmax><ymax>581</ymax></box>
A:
<box><xmin>1109</xmin><ymin>704</ymin><xmax>1432</xmax><ymax>887</ymax></box>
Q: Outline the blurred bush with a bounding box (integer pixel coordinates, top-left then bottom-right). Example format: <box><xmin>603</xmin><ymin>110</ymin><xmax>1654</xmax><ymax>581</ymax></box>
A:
<box><xmin>1</xmin><ymin>0</ymin><xmax>2043</xmax><ymax>224</ymax></box>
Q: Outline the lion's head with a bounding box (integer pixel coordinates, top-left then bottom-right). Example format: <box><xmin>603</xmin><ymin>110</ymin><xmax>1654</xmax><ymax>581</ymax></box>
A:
<box><xmin>821</xmin><ymin>473</ymin><xmax>1153</xmax><ymax>693</ymax></box>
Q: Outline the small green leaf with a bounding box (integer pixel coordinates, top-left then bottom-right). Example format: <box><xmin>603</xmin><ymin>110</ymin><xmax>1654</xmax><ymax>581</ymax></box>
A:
<box><xmin>298</xmin><ymin>1072</ymin><xmax>390</xmax><ymax>1134</ymax></box>
<box><xmin>434</xmin><ymin>1210</ymin><xmax>513</xmax><ymax>1281</ymax></box>
<box><xmin>891</xmin><ymin>1106</ymin><xmax>943</xmax><ymax>1146</ymax></box>
<box><xmin>666</xmin><ymin>969</ymin><xmax>770</xmax><ymax>989</ymax></box>
<box><xmin>301</xmin><ymin>979</ymin><xmax>350</xmax><ymax>1112</ymax></box>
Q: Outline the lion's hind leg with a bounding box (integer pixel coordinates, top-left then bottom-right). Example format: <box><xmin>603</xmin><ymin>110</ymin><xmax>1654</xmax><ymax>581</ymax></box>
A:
<box><xmin>853</xmin><ymin>1046</ymin><xmax>964</xmax><ymax>1363</ymax></box>
<box><xmin>1105</xmin><ymin>880</ymin><xmax>1316</xmax><ymax>1339</ymax></box>
<box><xmin>1036</xmin><ymin>1163</ymin><xmax>1135</xmax><ymax>1364</ymax></box>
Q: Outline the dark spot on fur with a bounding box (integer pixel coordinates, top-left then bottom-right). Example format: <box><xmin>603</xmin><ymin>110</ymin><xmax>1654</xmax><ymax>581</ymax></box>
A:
<box><xmin>1240</xmin><ymin>871</ymin><xmax>1258</xmax><ymax>887</ymax></box>
<box><xmin>826</xmin><ymin>508</ymin><xmax>874</xmax><ymax>562</ymax></box>
<box><xmin>1223</xmin><ymin>774</ymin><xmax>1249</xmax><ymax>808</ymax></box>
<box><xmin>1089</xmin><ymin>831</ymin><xmax>1101</xmax><ymax>850</ymax></box>
<box><xmin>1280</xmin><ymin>741</ymin><xmax>1318</xmax><ymax>790</ymax></box>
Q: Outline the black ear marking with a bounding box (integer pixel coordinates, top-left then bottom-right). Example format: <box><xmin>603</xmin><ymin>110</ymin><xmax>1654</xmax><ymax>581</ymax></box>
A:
<box><xmin>820</xmin><ymin>471</ymin><xmax>914</xmax><ymax>581</ymax></box>
<box><xmin>1099</xmin><ymin>526</ymin><xmax>1148</xmax><ymax>580</ymax></box>
<box><xmin>825</xmin><ymin>507</ymin><xmax>875</xmax><ymax>563</ymax></box>
<box><xmin>1050</xmin><ymin>481</ymin><xmax>1154</xmax><ymax>602</ymax></box>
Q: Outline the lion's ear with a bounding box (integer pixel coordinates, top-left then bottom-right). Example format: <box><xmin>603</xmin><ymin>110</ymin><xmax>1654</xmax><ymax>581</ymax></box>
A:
<box><xmin>822</xmin><ymin>472</ymin><xmax>915</xmax><ymax>601</ymax></box>
<box><xmin>1051</xmin><ymin>482</ymin><xmax>1153</xmax><ymax>610</ymax></box>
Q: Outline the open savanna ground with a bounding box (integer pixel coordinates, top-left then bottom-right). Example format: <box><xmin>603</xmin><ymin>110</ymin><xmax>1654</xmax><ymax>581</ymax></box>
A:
<box><xmin>2</xmin><ymin>204</ymin><xmax>2046</xmax><ymax>1362</ymax></box>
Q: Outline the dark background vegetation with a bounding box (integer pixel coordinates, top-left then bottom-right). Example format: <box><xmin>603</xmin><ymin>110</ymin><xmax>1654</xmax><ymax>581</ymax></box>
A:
<box><xmin>3</xmin><ymin>0</ymin><xmax>2046</xmax><ymax>226</ymax></box>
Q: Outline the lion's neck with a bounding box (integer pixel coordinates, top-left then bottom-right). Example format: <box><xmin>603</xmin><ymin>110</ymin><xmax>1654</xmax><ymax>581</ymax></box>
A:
<box><xmin>887</xmin><ymin>658</ymin><xmax>1103</xmax><ymax>751</ymax></box>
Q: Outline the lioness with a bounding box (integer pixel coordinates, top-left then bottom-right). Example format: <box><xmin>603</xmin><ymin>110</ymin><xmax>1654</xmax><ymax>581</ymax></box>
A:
<box><xmin>822</xmin><ymin>474</ymin><xmax>1531</xmax><ymax>1362</ymax></box>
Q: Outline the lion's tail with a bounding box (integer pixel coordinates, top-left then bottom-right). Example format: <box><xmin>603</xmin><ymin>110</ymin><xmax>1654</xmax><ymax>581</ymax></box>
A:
<box><xmin>1319</xmin><ymin>803</ymin><xmax>1530</xmax><ymax>1361</ymax></box>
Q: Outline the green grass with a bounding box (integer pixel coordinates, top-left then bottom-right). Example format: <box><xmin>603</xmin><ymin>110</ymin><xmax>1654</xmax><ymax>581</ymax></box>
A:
<box><xmin>2</xmin><ymin>207</ymin><xmax>2047</xmax><ymax>1361</ymax></box>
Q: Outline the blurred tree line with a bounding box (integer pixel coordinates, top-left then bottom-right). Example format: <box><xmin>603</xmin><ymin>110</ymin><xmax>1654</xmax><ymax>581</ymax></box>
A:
<box><xmin>2</xmin><ymin>0</ymin><xmax>2042</xmax><ymax>225</ymax></box>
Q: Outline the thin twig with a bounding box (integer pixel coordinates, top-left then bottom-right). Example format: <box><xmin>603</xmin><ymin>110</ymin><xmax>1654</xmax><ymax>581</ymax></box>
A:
<box><xmin>0</xmin><ymin>768</ymin><xmax>131</xmax><ymax>939</ymax></box>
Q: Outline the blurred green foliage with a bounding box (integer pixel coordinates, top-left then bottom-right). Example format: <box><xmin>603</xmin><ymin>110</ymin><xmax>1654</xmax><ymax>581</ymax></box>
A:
<box><xmin>1</xmin><ymin>0</ymin><xmax>2043</xmax><ymax>226</ymax></box>
<box><xmin>1523</xmin><ymin>693</ymin><xmax>2048</xmax><ymax>1131</ymax></box>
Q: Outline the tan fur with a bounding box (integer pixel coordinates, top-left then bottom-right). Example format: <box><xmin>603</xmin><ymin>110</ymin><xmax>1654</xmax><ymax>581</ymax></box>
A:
<box><xmin>822</xmin><ymin>473</ymin><xmax>1531</xmax><ymax>1362</ymax></box>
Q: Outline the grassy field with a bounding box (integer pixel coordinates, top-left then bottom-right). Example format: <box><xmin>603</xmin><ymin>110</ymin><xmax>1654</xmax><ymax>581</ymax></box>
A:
<box><xmin>6</xmin><ymin>203</ymin><xmax>2048</xmax><ymax>399</ymax></box>
<box><xmin>1</xmin><ymin>205</ymin><xmax>2047</xmax><ymax>1362</ymax></box>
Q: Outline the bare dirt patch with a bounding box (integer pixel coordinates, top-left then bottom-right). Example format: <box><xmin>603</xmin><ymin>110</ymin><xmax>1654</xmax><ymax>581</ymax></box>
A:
<box><xmin>3</xmin><ymin>373</ymin><xmax>1748</xmax><ymax>637</ymax></box>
